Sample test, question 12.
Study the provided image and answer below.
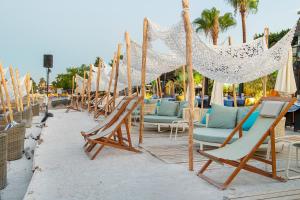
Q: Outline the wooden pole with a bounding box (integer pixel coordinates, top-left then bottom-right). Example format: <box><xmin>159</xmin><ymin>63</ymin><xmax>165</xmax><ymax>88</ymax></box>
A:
<box><xmin>139</xmin><ymin>18</ymin><xmax>149</xmax><ymax>144</ymax></box>
<box><xmin>70</xmin><ymin>75</ymin><xmax>75</xmax><ymax>106</ymax></box>
<box><xmin>75</xmin><ymin>75</ymin><xmax>80</xmax><ymax>109</ymax></box>
<box><xmin>0</xmin><ymin>74</ymin><xmax>7</xmax><ymax>123</ymax></box>
<box><xmin>113</xmin><ymin>44</ymin><xmax>122</xmax><ymax>107</ymax></box>
<box><xmin>87</xmin><ymin>64</ymin><xmax>93</xmax><ymax>111</ymax></box>
<box><xmin>105</xmin><ymin>54</ymin><xmax>117</xmax><ymax>116</ymax></box>
<box><xmin>9</xmin><ymin>66</ymin><xmax>20</xmax><ymax>112</ymax></box>
<box><xmin>81</xmin><ymin>71</ymin><xmax>86</xmax><ymax>109</ymax></box>
<box><xmin>125</xmin><ymin>32</ymin><xmax>133</xmax><ymax>130</ymax></box>
<box><xmin>227</xmin><ymin>37</ymin><xmax>237</xmax><ymax>107</ymax></box>
<box><xmin>31</xmin><ymin>84</ymin><xmax>34</xmax><ymax>105</ymax></box>
<box><xmin>94</xmin><ymin>58</ymin><xmax>102</xmax><ymax>118</ymax></box>
<box><xmin>182</xmin><ymin>65</ymin><xmax>186</xmax><ymax>101</ymax></box>
<box><xmin>125</xmin><ymin>32</ymin><xmax>133</xmax><ymax>98</ymax></box>
<box><xmin>262</xmin><ymin>27</ymin><xmax>269</xmax><ymax>97</ymax></box>
<box><xmin>25</xmin><ymin>73</ymin><xmax>31</xmax><ymax>107</ymax></box>
<box><xmin>15</xmin><ymin>69</ymin><xmax>24</xmax><ymax>112</ymax></box>
<box><xmin>0</xmin><ymin>65</ymin><xmax>14</xmax><ymax>122</ymax></box>
<box><xmin>182</xmin><ymin>0</ymin><xmax>195</xmax><ymax>171</ymax></box>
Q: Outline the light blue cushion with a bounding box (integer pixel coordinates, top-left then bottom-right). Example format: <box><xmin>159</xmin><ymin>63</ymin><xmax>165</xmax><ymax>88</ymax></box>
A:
<box><xmin>201</xmin><ymin>108</ymin><xmax>212</xmax><ymax>124</ymax></box>
<box><xmin>157</xmin><ymin>101</ymin><xmax>179</xmax><ymax>116</ymax></box>
<box><xmin>207</xmin><ymin>104</ymin><xmax>238</xmax><ymax>129</ymax></box>
<box><xmin>144</xmin><ymin>115</ymin><xmax>180</xmax><ymax>123</ymax></box>
<box><xmin>193</xmin><ymin>128</ymin><xmax>242</xmax><ymax>144</ymax></box>
<box><xmin>242</xmin><ymin>111</ymin><xmax>260</xmax><ymax>131</ymax></box>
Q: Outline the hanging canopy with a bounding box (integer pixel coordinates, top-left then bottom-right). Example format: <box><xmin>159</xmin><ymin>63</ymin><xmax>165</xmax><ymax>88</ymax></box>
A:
<box><xmin>275</xmin><ymin>46</ymin><xmax>297</xmax><ymax>95</ymax></box>
<box><xmin>128</xmin><ymin>20</ymin><xmax>296</xmax><ymax>84</ymax></box>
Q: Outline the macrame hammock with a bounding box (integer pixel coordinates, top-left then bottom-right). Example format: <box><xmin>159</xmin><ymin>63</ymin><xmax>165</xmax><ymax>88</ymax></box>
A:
<box><xmin>127</xmin><ymin>20</ymin><xmax>296</xmax><ymax>84</ymax></box>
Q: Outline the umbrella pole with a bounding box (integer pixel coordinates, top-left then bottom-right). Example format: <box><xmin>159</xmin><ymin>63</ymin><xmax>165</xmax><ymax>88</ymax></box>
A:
<box><xmin>182</xmin><ymin>65</ymin><xmax>186</xmax><ymax>101</ymax></box>
<box><xmin>71</xmin><ymin>75</ymin><xmax>74</xmax><ymax>107</ymax></box>
<box><xmin>16</xmin><ymin>69</ymin><xmax>24</xmax><ymax>112</ymax></box>
<box><xmin>125</xmin><ymin>32</ymin><xmax>133</xmax><ymax>130</ymax></box>
<box><xmin>94</xmin><ymin>59</ymin><xmax>102</xmax><ymax>118</ymax></box>
<box><xmin>182</xmin><ymin>0</ymin><xmax>195</xmax><ymax>171</ymax></box>
<box><xmin>0</xmin><ymin>74</ymin><xmax>7</xmax><ymax>123</ymax></box>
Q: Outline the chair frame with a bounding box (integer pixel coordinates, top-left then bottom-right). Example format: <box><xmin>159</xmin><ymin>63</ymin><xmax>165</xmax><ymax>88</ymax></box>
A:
<box><xmin>197</xmin><ymin>97</ymin><xmax>297</xmax><ymax>190</ymax></box>
<box><xmin>84</xmin><ymin>96</ymin><xmax>142</xmax><ymax>160</ymax></box>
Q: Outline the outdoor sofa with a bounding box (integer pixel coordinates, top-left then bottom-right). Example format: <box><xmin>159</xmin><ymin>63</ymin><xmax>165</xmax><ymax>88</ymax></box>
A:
<box><xmin>193</xmin><ymin>104</ymin><xmax>286</xmax><ymax>150</ymax></box>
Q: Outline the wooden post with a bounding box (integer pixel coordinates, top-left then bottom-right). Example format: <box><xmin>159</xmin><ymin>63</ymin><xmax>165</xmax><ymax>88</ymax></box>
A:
<box><xmin>81</xmin><ymin>71</ymin><xmax>86</xmax><ymax>109</ymax></box>
<box><xmin>125</xmin><ymin>32</ymin><xmax>133</xmax><ymax>130</ymax></box>
<box><xmin>15</xmin><ymin>69</ymin><xmax>24</xmax><ymax>112</ymax></box>
<box><xmin>113</xmin><ymin>44</ymin><xmax>122</xmax><ymax>107</ymax></box>
<box><xmin>75</xmin><ymin>75</ymin><xmax>80</xmax><ymax>109</ymax></box>
<box><xmin>139</xmin><ymin>18</ymin><xmax>149</xmax><ymax>145</ymax></box>
<box><xmin>0</xmin><ymin>74</ymin><xmax>7</xmax><ymax>123</ymax></box>
<box><xmin>182</xmin><ymin>65</ymin><xmax>186</xmax><ymax>101</ymax></box>
<box><xmin>262</xmin><ymin>27</ymin><xmax>269</xmax><ymax>97</ymax></box>
<box><xmin>105</xmin><ymin>54</ymin><xmax>116</xmax><ymax>116</ymax></box>
<box><xmin>9</xmin><ymin>66</ymin><xmax>20</xmax><ymax>112</ymax></box>
<box><xmin>70</xmin><ymin>75</ymin><xmax>75</xmax><ymax>106</ymax></box>
<box><xmin>182</xmin><ymin>0</ymin><xmax>195</xmax><ymax>171</ymax></box>
<box><xmin>94</xmin><ymin>59</ymin><xmax>102</xmax><ymax>117</ymax></box>
<box><xmin>0</xmin><ymin>65</ymin><xmax>14</xmax><ymax>122</ymax></box>
<box><xmin>25</xmin><ymin>73</ymin><xmax>31</xmax><ymax>107</ymax></box>
<box><xmin>227</xmin><ymin>37</ymin><xmax>237</xmax><ymax>107</ymax></box>
<box><xmin>87</xmin><ymin>64</ymin><xmax>93</xmax><ymax>111</ymax></box>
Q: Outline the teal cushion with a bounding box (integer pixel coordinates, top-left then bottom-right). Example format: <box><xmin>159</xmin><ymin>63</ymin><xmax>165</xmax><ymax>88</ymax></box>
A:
<box><xmin>157</xmin><ymin>101</ymin><xmax>179</xmax><ymax>116</ymax></box>
<box><xmin>201</xmin><ymin>108</ymin><xmax>212</xmax><ymax>124</ymax></box>
<box><xmin>207</xmin><ymin>104</ymin><xmax>238</xmax><ymax>129</ymax></box>
<box><xmin>237</xmin><ymin>107</ymin><xmax>251</xmax><ymax>124</ymax></box>
<box><xmin>144</xmin><ymin>115</ymin><xmax>180</xmax><ymax>123</ymax></box>
<box><xmin>242</xmin><ymin>111</ymin><xmax>260</xmax><ymax>131</ymax></box>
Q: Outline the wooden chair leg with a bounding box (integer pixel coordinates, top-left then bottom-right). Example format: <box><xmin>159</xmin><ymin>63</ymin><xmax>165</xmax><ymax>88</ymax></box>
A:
<box><xmin>270</xmin><ymin>129</ymin><xmax>277</xmax><ymax>178</ymax></box>
<box><xmin>125</xmin><ymin>120</ymin><xmax>132</xmax><ymax>147</ymax></box>
<box><xmin>91</xmin><ymin>144</ymin><xmax>105</xmax><ymax>160</ymax></box>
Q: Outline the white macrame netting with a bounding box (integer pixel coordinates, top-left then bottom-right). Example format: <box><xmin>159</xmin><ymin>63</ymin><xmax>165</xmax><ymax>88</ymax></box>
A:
<box><xmin>128</xmin><ymin>19</ymin><xmax>296</xmax><ymax>84</ymax></box>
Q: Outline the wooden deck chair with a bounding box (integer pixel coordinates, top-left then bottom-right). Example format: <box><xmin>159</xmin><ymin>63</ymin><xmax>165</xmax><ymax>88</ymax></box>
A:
<box><xmin>84</xmin><ymin>96</ymin><xmax>142</xmax><ymax>160</ymax></box>
<box><xmin>197</xmin><ymin>97</ymin><xmax>296</xmax><ymax>190</ymax></box>
<box><xmin>90</xmin><ymin>93</ymin><xmax>108</xmax><ymax>111</ymax></box>
<box><xmin>94</xmin><ymin>95</ymin><xmax>114</xmax><ymax>118</ymax></box>
<box><xmin>81</xmin><ymin>96</ymin><xmax>134</xmax><ymax>140</ymax></box>
<box><xmin>66</xmin><ymin>94</ymin><xmax>81</xmax><ymax>113</ymax></box>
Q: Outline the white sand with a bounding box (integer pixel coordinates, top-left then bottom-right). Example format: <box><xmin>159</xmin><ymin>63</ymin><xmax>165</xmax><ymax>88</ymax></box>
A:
<box><xmin>0</xmin><ymin>114</ymin><xmax>44</xmax><ymax>200</ymax></box>
<box><xmin>22</xmin><ymin>109</ymin><xmax>300</xmax><ymax>200</ymax></box>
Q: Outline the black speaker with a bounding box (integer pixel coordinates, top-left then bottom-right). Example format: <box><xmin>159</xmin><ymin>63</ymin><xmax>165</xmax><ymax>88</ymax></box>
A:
<box><xmin>43</xmin><ymin>54</ymin><xmax>53</xmax><ymax>68</ymax></box>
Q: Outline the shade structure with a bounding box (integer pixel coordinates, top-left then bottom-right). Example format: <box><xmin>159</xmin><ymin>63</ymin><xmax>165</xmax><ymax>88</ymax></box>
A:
<box><xmin>210</xmin><ymin>81</ymin><xmax>224</xmax><ymax>105</ymax></box>
<box><xmin>275</xmin><ymin>46</ymin><xmax>297</xmax><ymax>96</ymax></box>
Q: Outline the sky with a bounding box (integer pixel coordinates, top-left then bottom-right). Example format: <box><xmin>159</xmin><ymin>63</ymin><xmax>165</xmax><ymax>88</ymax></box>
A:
<box><xmin>0</xmin><ymin>0</ymin><xmax>299</xmax><ymax>82</ymax></box>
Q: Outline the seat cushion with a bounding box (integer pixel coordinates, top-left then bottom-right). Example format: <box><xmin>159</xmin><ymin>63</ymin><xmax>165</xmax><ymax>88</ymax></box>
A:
<box><xmin>260</xmin><ymin>101</ymin><xmax>285</xmax><ymax>118</ymax></box>
<box><xmin>144</xmin><ymin>115</ymin><xmax>181</xmax><ymax>124</ymax></box>
<box><xmin>157</xmin><ymin>101</ymin><xmax>179</xmax><ymax>116</ymax></box>
<box><xmin>193</xmin><ymin>128</ymin><xmax>241</xmax><ymax>144</ymax></box>
<box><xmin>207</xmin><ymin>104</ymin><xmax>238</xmax><ymax>129</ymax></box>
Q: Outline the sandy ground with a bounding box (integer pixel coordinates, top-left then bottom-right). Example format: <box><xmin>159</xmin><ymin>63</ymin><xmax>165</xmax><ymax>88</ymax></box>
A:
<box><xmin>0</xmin><ymin>114</ymin><xmax>44</xmax><ymax>200</ymax></box>
<box><xmin>21</xmin><ymin>109</ymin><xmax>300</xmax><ymax>200</ymax></box>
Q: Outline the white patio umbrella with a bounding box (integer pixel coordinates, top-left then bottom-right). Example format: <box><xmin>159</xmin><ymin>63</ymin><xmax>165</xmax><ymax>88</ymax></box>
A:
<box><xmin>210</xmin><ymin>81</ymin><xmax>224</xmax><ymax>105</ymax></box>
<box><xmin>275</xmin><ymin>46</ymin><xmax>297</xmax><ymax>96</ymax></box>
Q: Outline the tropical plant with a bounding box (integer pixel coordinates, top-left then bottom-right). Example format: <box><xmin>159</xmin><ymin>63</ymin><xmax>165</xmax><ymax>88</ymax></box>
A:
<box><xmin>193</xmin><ymin>7</ymin><xmax>236</xmax><ymax>45</ymax></box>
<box><xmin>226</xmin><ymin>0</ymin><xmax>259</xmax><ymax>43</ymax></box>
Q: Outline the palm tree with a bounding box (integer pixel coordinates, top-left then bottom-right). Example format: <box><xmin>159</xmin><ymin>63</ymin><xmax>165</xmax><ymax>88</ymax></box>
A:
<box><xmin>193</xmin><ymin>7</ymin><xmax>236</xmax><ymax>45</ymax></box>
<box><xmin>226</xmin><ymin>0</ymin><xmax>259</xmax><ymax>43</ymax></box>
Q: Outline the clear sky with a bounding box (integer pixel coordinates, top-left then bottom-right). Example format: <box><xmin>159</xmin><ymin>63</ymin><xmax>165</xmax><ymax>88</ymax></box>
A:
<box><xmin>0</xmin><ymin>0</ymin><xmax>299</xmax><ymax>82</ymax></box>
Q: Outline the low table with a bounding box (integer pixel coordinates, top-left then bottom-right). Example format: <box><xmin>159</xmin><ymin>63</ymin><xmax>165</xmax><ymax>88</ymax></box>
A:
<box><xmin>276</xmin><ymin>135</ymin><xmax>300</xmax><ymax>179</ymax></box>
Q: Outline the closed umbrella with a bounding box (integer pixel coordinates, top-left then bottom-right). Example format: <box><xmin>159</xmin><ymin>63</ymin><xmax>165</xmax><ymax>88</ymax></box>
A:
<box><xmin>275</xmin><ymin>46</ymin><xmax>297</xmax><ymax>96</ymax></box>
<box><xmin>210</xmin><ymin>81</ymin><xmax>224</xmax><ymax>105</ymax></box>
